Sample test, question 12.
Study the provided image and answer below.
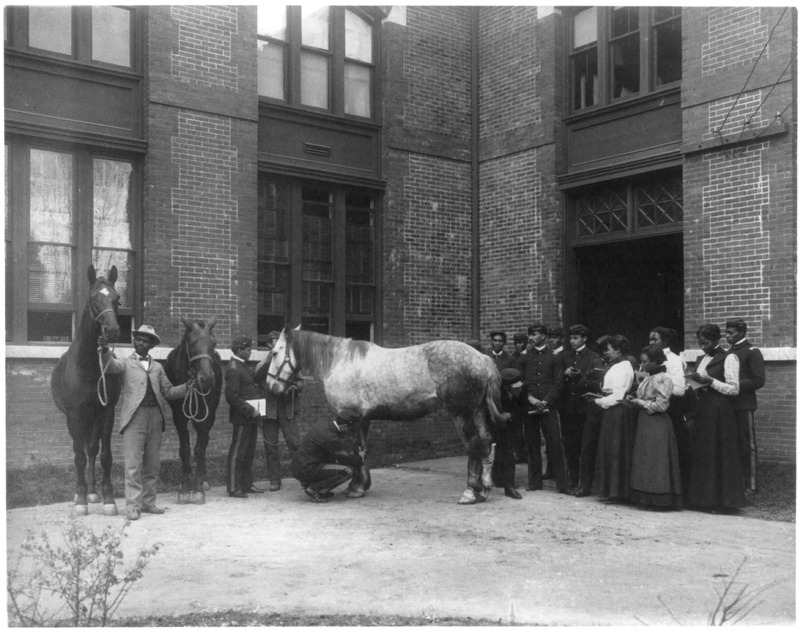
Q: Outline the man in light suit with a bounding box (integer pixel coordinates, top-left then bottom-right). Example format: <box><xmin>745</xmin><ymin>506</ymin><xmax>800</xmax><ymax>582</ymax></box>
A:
<box><xmin>100</xmin><ymin>325</ymin><xmax>191</xmax><ymax>520</ymax></box>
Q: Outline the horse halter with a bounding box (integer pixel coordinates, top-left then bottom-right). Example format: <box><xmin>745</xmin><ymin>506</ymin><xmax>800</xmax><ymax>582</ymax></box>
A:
<box><xmin>267</xmin><ymin>347</ymin><xmax>301</xmax><ymax>387</ymax></box>
<box><xmin>183</xmin><ymin>337</ymin><xmax>215</xmax><ymax>423</ymax></box>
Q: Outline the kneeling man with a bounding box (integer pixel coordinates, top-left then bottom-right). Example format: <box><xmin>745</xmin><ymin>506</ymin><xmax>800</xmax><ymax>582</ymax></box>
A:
<box><xmin>292</xmin><ymin>409</ymin><xmax>365</xmax><ymax>503</ymax></box>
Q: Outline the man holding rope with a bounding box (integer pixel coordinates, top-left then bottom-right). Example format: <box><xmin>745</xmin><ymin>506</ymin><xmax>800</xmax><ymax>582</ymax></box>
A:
<box><xmin>99</xmin><ymin>325</ymin><xmax>193</xmax><ymax>521</ymax></box>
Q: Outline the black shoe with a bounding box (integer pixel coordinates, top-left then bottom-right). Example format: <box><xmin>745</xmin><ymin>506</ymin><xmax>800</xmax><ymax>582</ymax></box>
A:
<box><xmin>245</xmin><ymin>486</ymin><xmax>266</xmax><ymax>494</ymax></box>
<box><xmin>141</xmin><ymin>504</ymin><xmax>166</xmax><ymax>514</ymax></box>
<box><xmin>228</xmin><ymin>491</ymin><xmax>248</xmax><ymax>498</ymax></box>
<box><xmin>542</xmin><ymin>470</ymin><xmax>553</xmax><ymax>480</ymax></box>
<box><xmin>526</xmin><ymin>484</ymin><xmax>543</xmax><ymax>492</ymax></box>
<box><xmin>269</xmin><ymin>481</ymin><xmax>281</xmax><ymax>492</ymax></box>
<box><xmin>574</xmin><ymin>488</ymin><xmax>591</xmax><ymax>497</ymax></box>
<box><xmin>504</xmin><ymin>487</ymin><xmax>522</xmax><ymax>500</ymax></box>
<box><xmin>305</xmin><ymin>488</ymin><xmax>328</xmax><ymax>503</ymax></box>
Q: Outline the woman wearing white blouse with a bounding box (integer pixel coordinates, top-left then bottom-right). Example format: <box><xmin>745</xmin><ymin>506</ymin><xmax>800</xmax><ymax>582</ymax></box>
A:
<box><xmin>589</xmin><ymin>335</ymin><xmax>636</xmax><ymax>501</ymax></box>
<box><xmin>685</xmin><ymin>324</ymin><xmax>744</xmax><ymax>512</ymax></box>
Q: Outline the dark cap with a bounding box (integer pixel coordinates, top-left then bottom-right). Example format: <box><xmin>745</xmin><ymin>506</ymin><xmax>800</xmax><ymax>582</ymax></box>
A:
<box><xmin>513</xmin><ymin>332</ymin><xmax>528</xmax><ymax>343</ymax></box>
<box><xmin>500</xmin><ymin>368</ymin><xmax>523</xmax><ymax>387</ymax></box>
<box><xmin>465</xmin><ymin>339</ymin><xmax>483</xmax><ymax>351</ymax></box>
<box><xmin>231</xmin><ymin>335</ymin><xmax>253</xmax><ymax>352</ymax></box>
<box><xmin>527</xmin><ymin>323</ymin><xmax>547</xmax><ymax>336</ymax></box>
<box><xmin>725</xmin><ymin>318</ymin><xmax>747</xmax><ymax>332</ymax></box>
<box><xmin>336</xmin><ymin>408</ymin><xmax>362</xmax><ymax>424</ymax></box>
<box><xmin>490</xmin><ymin>331</ymin><xmax>507</xmax><ymax>341</ymax></box>
<box><xmin>548</xmin><ymin>326</ymin><xmax>564</xmax><ymax>337</ymax></box>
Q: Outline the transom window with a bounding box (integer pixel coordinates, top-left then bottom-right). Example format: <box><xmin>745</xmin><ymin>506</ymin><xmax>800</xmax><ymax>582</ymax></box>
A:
<box><xmin>257</xmin><ymin>5</ymin><xmax>376</xmax><ymax>119</ymax></box>
<box><xmin>5</xmin><ymin>140</ymin><xmax>138</xmax><ymax>342</ymax></box>
<box><xmin>257</xmin><ymin>176</ymin><xmax>377</xmax><ymax>345</ymax></box>
<box><xmin>4</xmin><ymin>5</ymin><xmax>136</xmax><ymax>70</ymax></box>
<box><xmin>573</xmin><ymin>170</ymin><xmax>683</xmax><ymax>242</ymax></box>
<box><xmin>569</xmin><ymin>6</ymin><xmax>681</xmax><ymax>112</ymax></box>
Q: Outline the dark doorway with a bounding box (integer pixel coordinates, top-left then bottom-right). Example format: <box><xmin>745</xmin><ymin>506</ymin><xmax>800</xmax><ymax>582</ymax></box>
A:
<box><xmin>572</xmin><ymin>233</ymin><xmax>683</xmax><ymax>355</ymax></box>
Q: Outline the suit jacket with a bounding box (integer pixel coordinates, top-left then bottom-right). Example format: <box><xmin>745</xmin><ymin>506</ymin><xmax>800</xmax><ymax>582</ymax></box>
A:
<box><xmin>490</xmin><ymin>350</ymin><xmax>515</xmax><ymax>373</ymax></box>
<box><xmin>727</xmin><ymin>340</ymin><xmax>765</xmax><ymax>411</ymax></box>
<box><xmin>102</xmin><ymin>351</ymin><xmax>188</xmax><ymax>433</ymax></box>
<box><xmin>225</xmin><ymin>358</ymin><xmax>268</xmax><ymax>425</ymax></box>
<box><xmin>517</xmin><ymin>345</ymin><xmax>563</xmax><ymax>407</ymax></box>
<box><xmin>561</xmin><ymin>346</ymin><xmax>605</xmax><ymax>414</ymax></box>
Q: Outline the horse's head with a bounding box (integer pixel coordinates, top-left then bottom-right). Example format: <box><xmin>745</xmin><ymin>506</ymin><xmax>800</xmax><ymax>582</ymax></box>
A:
<box><xmin>181</xmin><ymin>316</ymin><xmax>218</xmax><ymax>391</ymax></box>
<box><xmin>266</xmin><ymin>325</ymin><xmax>300</xmax><ymax>395</ymax></box>
<box><xmin>88</xmin><ymin>264</ymin><xmax>121</xmax><ymax>343</ymax></box>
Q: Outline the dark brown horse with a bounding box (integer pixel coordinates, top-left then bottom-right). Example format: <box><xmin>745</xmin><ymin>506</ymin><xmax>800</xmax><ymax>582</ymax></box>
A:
<box><xmin>165</xmin><ymin>317</ymin><xmax>222</xmax><ymax>504</ymax></box>
<box><xmin>266</xmin><ymin>326</ymin><xmax>509</xmax><ymax>504</ymax></box>
<box><xmin>51</xmin><ymin>265</ymin><xmax>122</xmax><ymax>516</ymax></box>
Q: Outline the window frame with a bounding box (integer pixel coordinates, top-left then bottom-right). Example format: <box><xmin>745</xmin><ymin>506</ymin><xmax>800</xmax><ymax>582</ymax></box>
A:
<box><xmin>5</xmin><ymin>137</ymin><xmax>142</xmax><ymax>344</ymax></box>
<box><xmin>4</xmin><ymin>5</ymin><xmax>141</xmax><ymax>73</ymax></box>
<box><xmin>257</xmin><ymin>6</ymin><xmax>378</xmax><ymax>121</ymax></box>
<box><xmin>256</xmin><ymin>174</ymin><xmax>380</xmax><ymax>345</ymax></box>
<box><xmin>567</xmin><ymin>6</ymin><xmax>681</xmax><ymax>114</ymax></box>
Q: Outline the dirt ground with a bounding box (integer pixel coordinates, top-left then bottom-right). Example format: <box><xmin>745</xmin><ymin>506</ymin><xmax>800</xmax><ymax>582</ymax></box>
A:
<box><xmin>5</xmin><ymin>457</ymin><xmax>796</xmax><ymax>626</ymax></box>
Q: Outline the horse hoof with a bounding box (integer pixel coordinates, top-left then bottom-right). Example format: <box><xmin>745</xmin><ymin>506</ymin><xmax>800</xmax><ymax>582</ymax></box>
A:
<box><xmin>87</xmin><ymin>493</ymin><xmax>101</xmax><ymax>504</ymax></box>
<box><xmin>203</xmin><ymin>481</ymin><xmax>210</xmax><ymax>491</ymax></box>
<box><xmin>73</xmin><ymin>504</ymin><xmax>89</xmax><ymax>516</ymax></box>
<box><xmin>103</xmin><ymin>503</ymin><xmax>118</xmax><ymax>517</ymax></box>
<box><xmin>191</xmin><ymin>491</ymin><xmax>206</xmax><ymax>505</ymax></box>
<box><xmin>458</xmin><ymin>488</ymin><xmax>477</xmax><ymax>505</ymax></box>
<box><xmin>477</xmin><ymin>489</ymin><xmax>489</xmax><ymax>503</ymax></box>
<box><xmin>177</xmin><ymin>492</ymin><xmax>192</xmax><ymax>505</ymax></box>
<box><xmin>345</xmin><ymin>489</ymin><xmax>365</xmax><ymax>499</ymax></box>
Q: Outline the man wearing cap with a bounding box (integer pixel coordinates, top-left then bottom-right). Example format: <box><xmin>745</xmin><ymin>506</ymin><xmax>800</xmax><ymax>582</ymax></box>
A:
<box><xmin>516</xmin><ymin>323</ymin><xmax>570</xmax><ymax>493</ymax></box>
<box><xmin>291</xmin><ymin>409</ymin><xmax>365</xmax><ymax>503</ymax></box>
<box><xmin>225</xmin><ymin>334</ymin><xmax>270</xmax><ymax>498</ymax></box>
<box><xmin>725</xmin><ymin>318</ymin><xmax>765</xmax><ymax>492</ymax></box>
<box><xmin>259</xmin><ymin>330</ymin><xmax>303</xmax><ymax>492</ymax></box>
<box><xmin>496</xmin><ymin>368</ymin><xmax>525</xmax><ymax>499</ymax></box>
<box><xmin>542</xmin><ymin>325</ymin><xmax>565</xmax><ymax>479</ymax></box>
<box><xmin>509</xmin><ymin>331</ymin><xmax>530</xmax><ymax>462</ymax></box>
<box><xmin>99</xmin><ymin>325</ymin><xmax>192</xmax><ymax>521</ymax></box>
<box><xmin>488</xmin><ymin>331</ymin><xmax>515</xmax><ymax>372</ymax></box>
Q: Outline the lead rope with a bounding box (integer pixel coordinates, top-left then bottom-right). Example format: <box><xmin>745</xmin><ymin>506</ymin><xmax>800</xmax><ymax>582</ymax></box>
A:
<box><xmin>183</xmin><ymin>382</ymin><xmax>211</xmax><ymax>423</ymax></box>
<box><xmin>97</xmin><ymin>345</ymin><xmax>112</xmax><ymax>406</ymax></box>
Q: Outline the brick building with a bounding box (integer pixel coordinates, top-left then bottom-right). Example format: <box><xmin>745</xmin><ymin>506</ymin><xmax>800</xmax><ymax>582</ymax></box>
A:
<box><xmin>4</xmin><ymin>6</ymin><xmax>796</xmax><ymax>469</ymax></box>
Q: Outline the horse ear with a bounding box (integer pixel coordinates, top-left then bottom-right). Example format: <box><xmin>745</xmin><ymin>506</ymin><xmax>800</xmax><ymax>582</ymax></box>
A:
<box><xmin>88</xmin><ymin>265</ymin><xmax>97</xmax><ymax>285</ymax></box>
<box><xmin>293</xmin><ymin>324</ymin><xmax>302</xmax><ymax>331</ymax></box>
<box><xmin>207</xmin><ymin>316</ymin><xmax>217</xmax><ymax>330</ymax></box>
<box><xmin>108</xmin><ymin>266</ymin><xmax>118</xmax><ymax>286</ymax></box>
<box><xmin>181</xmin><ymin>317</ymin><xmax>194</xmax><ymax>330</ymax></box>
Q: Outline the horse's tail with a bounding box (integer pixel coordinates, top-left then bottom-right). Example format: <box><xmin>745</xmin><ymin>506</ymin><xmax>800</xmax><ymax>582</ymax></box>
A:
<box><xmin>483</xmin><ymin>358</ymin><xmax>510</xmax><ymax>425</ymax></box>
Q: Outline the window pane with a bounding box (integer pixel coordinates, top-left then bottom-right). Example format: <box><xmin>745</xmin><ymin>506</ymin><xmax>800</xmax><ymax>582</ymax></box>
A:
<box><xmin>28</xmin><ymin>311</ymin><xmax>72</xmax><ymax>342</ymax></box>
<box><xmin>572</xmin><ymin>48</ymin><xmax>598</xmax><ymax>110</ymax></box>
<box><xmin>28</xmin><ymin>6</ymin><xmax>72</xmax><ymax>55</ymax></box>
<box><xmin>93</xmin><ymin>159</ymin><xmax>132</xmax><ymax>249</ymax></box>
<box><xmin>301</xmin><ymin>52</ymin><xmax>329</xmax><ymax>109</ymax></box>
<box><xmin>612</xmin><ymin>35</ymin><xmax>640</xmax><ymax>98</ymax></box>
<box><xmin>30</xmin><ymin>149</ymin><xmax>73</xmax><ymax>244</ymax></box>
<box><xmin>344</xmin><ymin>63</ymin><xmax>371</xmax><ymax>117</ymax></box>
<box><xmin>573</xmin><ymin>7</ymin><xmax>597</xmax><ymax>49</ymax></box>
<box><xmin>257</xmin><ymin>5</ymin><xmax>287</xmax><ymax>40</ymax></box>
<box><xmin>28</xmin><ymin>244</ymin><xmax>72</xmax><ymax>304</ymax></box>
<box><xmin>345</xmin><ymin>321</ymin><xmax>372</xmax><ymax>341</ymax></box>
<box><xmin>92</xmin><ymin>249</ymin><xmax>131</xmax><ymax>308</ymax></box>
<box><xmin>302</xmin><ymin>188</ymin><xmax>332</xmax><ymax>330</ymax></box>
<box><xmin>92</xmin><ymin>6</ymin><xmax>131</xmax><ymax>67</ymax></box>
<box><xmin>345</xmin><ymin>10</ymin><xmax>372</xmax><ymax>63</ymax></box>
<box><xmin>258</xmin><ymin>40</ymin><xmax>285</xmax><ymax>99</ymax></box>
<box><xmin>653</xmin><ymin>19</ymin><xmax>682</xmax><ymax>86</ymax></box>
<box><xmin>611</xmin><ymin>6</ymin><xmax>639</xmax><ymax>38</ymax></box>
<box><xmin>258</xmin><ymin>178</ymin><xmax>291</xmax><ymax>345</ymax></box>
<box><xmin>301</xmin><ymin>5</ymin><xmax>329</xmax><ymax>50</ymax></box>
<box><xmin>654</xmin><ymin>7</ymin><xmax>681</xmax><ymax>23</ymax></box>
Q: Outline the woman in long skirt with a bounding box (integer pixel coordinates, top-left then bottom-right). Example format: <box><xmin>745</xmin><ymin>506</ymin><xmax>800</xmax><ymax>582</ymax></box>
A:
<box><xmin>686</xmin><ymin>324</ymin><xmax>744</xmax><ymax>512</ymax></box>
<box><xmin>591</xmin><ymin>335</ymin><xmax>636</xmax><ymax>501</ymax></box>
<box><xmin>628</xmin><ymin>345</ymin><xmax>682</xmax><ymax>508</ymax></box>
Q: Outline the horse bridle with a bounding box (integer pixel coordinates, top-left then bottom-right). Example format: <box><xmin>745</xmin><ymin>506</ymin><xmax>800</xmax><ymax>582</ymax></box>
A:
<box><xmin>183</xmin><ymin>338</ymin><xmax>215</xmax><ymax>422</ymax></box>
<box><xmin>267</xmin><ymin>347</ymin><xmax>302</xmax><ymax>387</ymax></box>
<box><xmin>91</xmin><ymin>287</ymin><xmax>119</xmax><ymax>407</ymax></box>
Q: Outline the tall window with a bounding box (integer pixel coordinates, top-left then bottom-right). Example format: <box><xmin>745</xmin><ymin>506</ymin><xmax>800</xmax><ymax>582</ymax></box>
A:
<box><xmin>5</xmin><ymin>141</ymin><xmax>138</xmax><ymax>342</ymax></box>
<box><xmin>568</xmin><ymin>7</ymin><xmax>681</xmax><ymax>112</ymax></box>
<box><xmin>257</xmin><ymin>6</ymin><xmax>376</xmax><ymax>119</ymax></box>
<box><xmin>6</xmin><ymin>5</ymin><xmax>135</xmax><ymax>69</ymax></box>
<box><xmin>257</xmin><ymin>176</ymin><xmax>377</xmax><ymax>343</ymax></box>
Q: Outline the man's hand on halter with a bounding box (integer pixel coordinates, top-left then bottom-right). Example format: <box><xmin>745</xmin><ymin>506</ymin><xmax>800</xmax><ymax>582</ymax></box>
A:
<box><xmin>97</xmin><ymin>336</ymin><xmax>110</xmax><ymax>353</ymax></box>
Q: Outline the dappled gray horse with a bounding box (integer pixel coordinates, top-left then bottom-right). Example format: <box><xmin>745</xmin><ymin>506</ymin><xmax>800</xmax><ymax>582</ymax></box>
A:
<box><xmin>265</xmin><ymin>326</ymin><xmax>509</xmax><ymax>504</ymax></box>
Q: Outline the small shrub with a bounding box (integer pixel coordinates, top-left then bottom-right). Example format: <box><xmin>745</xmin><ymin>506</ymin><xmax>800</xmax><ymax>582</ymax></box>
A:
<box><xmin>7</xmin><ymin>519</ymin><xmax>162</xmax><ymax>627</ymax></box>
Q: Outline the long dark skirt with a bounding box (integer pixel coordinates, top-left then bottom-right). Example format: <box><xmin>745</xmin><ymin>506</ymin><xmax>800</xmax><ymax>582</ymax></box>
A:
<box><xmin>593</xmin><ymin>404</ymin><xmax>637</xmax><ymax>499</ymax></box>
<box><xmin>687</xmin><ymin>389</ymin><xmax>744</xmax><ymax>510</ymax></box>
<box><xmin>629</xmin><ymin>410</ymin><xmax>682</xmax><ymax>508</ymax></box>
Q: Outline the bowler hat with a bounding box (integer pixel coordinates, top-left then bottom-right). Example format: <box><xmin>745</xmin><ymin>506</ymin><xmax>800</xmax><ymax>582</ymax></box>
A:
<box><xmin>131</xmin><ymin>324</ymin><xmax>161</xmax><ymax>345</ymax></box>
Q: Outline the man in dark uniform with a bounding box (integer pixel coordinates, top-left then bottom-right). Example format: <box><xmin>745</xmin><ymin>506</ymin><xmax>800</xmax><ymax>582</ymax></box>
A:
<box><xmin>516</xmin><ymin>323</ymin><xmax>569</xmax><ymax>494</ymax></box>
<box><xmin>292</xmin><ymin>409</ymin><xmax>365</xmax><ymax>503</ymax></box>
<box><xmin>509</xmin><ymin>332</ymin><xmax>530</xmax><ymax>462</ymax></box>
<box><xmin>495</xmin><ymin>368</ymin><xmax>524</xmax><ymax>499</ymax></box>
<box><xmin>560</xmin><ymin>324</ymin><xmax>605</xmax><ymax>490</ymax></box>
<box><xmin>542</xmin><ymin>325</ymin><xmax>565</xmax><ymax>478</ymax></box>
<box><xmin>488</xmin><ymin>331</ymin><xmax>515</xmax><ymax>372</ymax></box>
<box><xmin>225</xmin><ymin>335</ymin><xmax>268</xmax><ymax>498</ymax></box>
<box><xmin>725</xmin><ymin>318</ymin><xmax>766</xmax><ymax>492</ymax></box>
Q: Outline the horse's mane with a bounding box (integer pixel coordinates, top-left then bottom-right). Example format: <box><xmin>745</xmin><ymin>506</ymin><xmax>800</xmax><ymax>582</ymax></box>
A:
<box><xmin>291</xmin><ymin>329</ymin><xmax>371</xmax><ymax>378</ymax></box>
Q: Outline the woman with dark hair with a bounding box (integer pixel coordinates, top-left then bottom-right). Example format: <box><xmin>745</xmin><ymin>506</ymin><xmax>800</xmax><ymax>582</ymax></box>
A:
<box><xmin>587</xmin><ymin>334</ymin><xmax>636</xmax><ymax>501</ymax></box>
<box><xmin>685</xmin><ymin>323</ymin><xmax>744</xmax><ymax>512</ymax></box>
<box><xmin>627</xmin><ymin>345</ymin><xmax>682</xmax><ymax>509</ymax></box>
